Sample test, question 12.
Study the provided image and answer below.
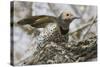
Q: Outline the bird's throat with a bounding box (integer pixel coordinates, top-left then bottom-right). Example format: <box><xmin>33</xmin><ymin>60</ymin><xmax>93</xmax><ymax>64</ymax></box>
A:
<box><xmin>59</xmin><ymin>26</ymin><xmax>69</xmax><ymax>35</ymax></box>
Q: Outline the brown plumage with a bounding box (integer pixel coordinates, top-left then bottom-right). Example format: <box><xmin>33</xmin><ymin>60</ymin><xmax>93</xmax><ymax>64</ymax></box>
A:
<box><xmin>17</xmin><ymin>10</ymin><xmax>80</xmax><ymax>42</ymax></box>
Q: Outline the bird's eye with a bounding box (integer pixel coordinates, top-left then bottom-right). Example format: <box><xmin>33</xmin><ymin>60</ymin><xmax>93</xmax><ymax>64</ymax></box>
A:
<box><xmin>66</xmin><ymin>14</ymin><xmax>69</xmax><ymax>16</ymax></box>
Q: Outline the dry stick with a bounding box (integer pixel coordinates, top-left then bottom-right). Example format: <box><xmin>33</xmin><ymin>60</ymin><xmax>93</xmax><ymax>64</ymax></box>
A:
<box><xmin>68</xmin><ymin>23</ymin><xmax>91</xmax><ymax>35</ymax></box>
<box><xmin>82</xmin><ymin>16</ymin><xmax>97</xmax><ymax>40</ymax></box>
<box><xmin>48</xmin><ymin>3</ymin><xmax>57</xmax><ymax>16</ymax></box>
<box><xmin>68</xmin><ymin>17</ymin><xmax>97</xmax><ymax>36</ymax></box>
<box><xmin>25</xmin><ymin>42</ymin><xmax>49</xmax><ymax>65</ymax></box>
<box><xmin>69</xmin><ymin>6</ymin><xmax>94</xmax><ymax>41</ymax></box>
<box><xmin>15</xmin><ymin>41</ymin><xmax>49</xmax><ymax>65</ymax></box>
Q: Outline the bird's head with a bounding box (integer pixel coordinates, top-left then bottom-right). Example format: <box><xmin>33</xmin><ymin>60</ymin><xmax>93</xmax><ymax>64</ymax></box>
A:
<box><xmin>58</xmin><ymin>10</ymin><xmax>80</xmax><ymax>35</ymax></box>
<box><xmin>59</xmin><ymin>10</ymin><xmax>80</xmax><ymax>23</ymax></box>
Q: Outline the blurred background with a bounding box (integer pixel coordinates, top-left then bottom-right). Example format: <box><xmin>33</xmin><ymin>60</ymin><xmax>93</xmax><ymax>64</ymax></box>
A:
<box><xmin>11</xmin><ymin>1</ymin><xmax>97</xmax><ymax>64</ymax></box>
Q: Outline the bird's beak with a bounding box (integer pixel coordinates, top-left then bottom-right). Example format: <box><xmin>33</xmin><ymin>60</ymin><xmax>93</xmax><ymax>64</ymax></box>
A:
<box><xmin>73</xmin><ymin>16</ymin><xmax>81</xmax><ymax>19</ymax></box>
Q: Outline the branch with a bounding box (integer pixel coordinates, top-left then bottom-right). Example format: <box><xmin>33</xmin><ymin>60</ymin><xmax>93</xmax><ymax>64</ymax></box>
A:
<box><xmin>68</xmin><ymin>16</ymin><xmax>97</xmax><ymax>36</ymax></box>
<box><xmin>82</xmin><ymin>16</ymin><xmax>97</xmax><ymax>40</ymax></box>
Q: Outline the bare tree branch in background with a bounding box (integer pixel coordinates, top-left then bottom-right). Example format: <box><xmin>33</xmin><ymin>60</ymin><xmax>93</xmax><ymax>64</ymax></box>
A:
<box><xmin>13</xmin><ymin>1</ymin><xmax>33</xmax><ymax>65</ymax></box>
<box><xmin>81</xmin><ymin>16</ymin><xmax>97</xmax><ymax>40</ymax></box>
<box><xmin>68</xmin><ymin>16</ymin><xmax>97</xmax><ymax>41</ymax></box>
<box><xmin>14</xmin><ymin>1</ymin><xmax>32</xmax><ymax>23</ymax></box>
<box><xmin>48</xmin><ymin>3</ymin><xmax>59</xmax><ymax>16</ymax></box>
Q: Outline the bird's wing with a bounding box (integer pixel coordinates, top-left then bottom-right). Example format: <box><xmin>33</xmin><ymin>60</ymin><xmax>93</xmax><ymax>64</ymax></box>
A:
<box><xmin>17</xmin><ymin>15</ymin><xmax>57</xmax><ymax>28</ymax></box>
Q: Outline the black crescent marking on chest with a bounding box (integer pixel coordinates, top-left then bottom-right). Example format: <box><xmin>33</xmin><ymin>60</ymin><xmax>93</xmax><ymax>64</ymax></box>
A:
<box><xmin>59</xmin><ymin>26</ymin><xmax>69</xmax><ymax>35</ymax></box>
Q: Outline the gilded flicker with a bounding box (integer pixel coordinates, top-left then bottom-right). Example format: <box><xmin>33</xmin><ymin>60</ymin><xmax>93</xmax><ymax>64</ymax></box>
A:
<box><xmin>17</xmin><ymin>10</ymin><xmax>80</xmax><ymax>43</ymax></box>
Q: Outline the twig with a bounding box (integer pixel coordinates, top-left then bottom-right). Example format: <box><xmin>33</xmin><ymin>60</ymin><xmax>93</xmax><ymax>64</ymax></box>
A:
<box><xmin>68</xmin><ymin>16</ymin><xmax>97</xmax><ymax>36</ymax></box>
<box><xmin>82</xmin><ymin>16</ymin><xmax>97</xmax><ymax>40</ymax></box>
<box><xmin>15</xmin><ymin>41</ymin><xmax>49</xmax><ymax>65</ymax></box>
<box><xmin>48</xmin><ymin>3</ymin><xmax>57</xmax><ymax>16</ymax></box>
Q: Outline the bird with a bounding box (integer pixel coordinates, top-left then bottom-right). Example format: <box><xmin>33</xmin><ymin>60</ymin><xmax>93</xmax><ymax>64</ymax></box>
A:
<box><xmin>17</xmin><ymin>10</ymin><xmax>80</xmax><ymax>43</ymax></box>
